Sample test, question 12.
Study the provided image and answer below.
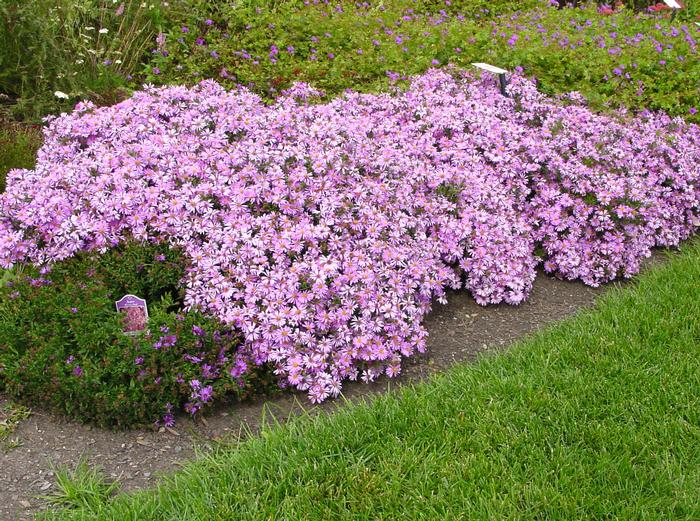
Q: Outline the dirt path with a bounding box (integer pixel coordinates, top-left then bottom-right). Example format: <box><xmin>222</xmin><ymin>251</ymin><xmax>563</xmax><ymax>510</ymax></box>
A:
<box><xmin>1</xmin><ymin>271</ymin><xmax>612</xmax><ymax>520</ymax></box>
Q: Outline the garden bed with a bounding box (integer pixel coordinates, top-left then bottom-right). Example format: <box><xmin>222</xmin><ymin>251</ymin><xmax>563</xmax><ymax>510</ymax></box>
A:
<box><xmin>1</xmin><ymin>2</ymin><xmax>699</xmax><ymax>519</ymax></box>
<box><xmin>1</xmin><ymin>68</ymin><xmax>698</xmax><ymax>428</ymax></box>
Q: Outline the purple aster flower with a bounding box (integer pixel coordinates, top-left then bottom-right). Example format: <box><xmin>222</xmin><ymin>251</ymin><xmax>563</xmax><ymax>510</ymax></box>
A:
<box><xmin>192</xmin><ymin>325</ymin><xmax>205</xmax><ymax>336</ymax></box>
<box><xmin>198</xmin><ymin>385</ymin><xmax>213</xmax><ymax>402</ymax></box>
<box><xmin>229</xmin><ymin>358</ymin><xmax>248</xmax><ymax>378</ymax></box>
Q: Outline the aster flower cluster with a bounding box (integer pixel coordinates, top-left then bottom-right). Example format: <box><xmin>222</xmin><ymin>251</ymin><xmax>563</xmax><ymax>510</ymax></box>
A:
<box><xmin>1</xmin><ymin>69</ymin><xmax>698</xmax><ymax>404</ymax></box>
<box><xmin>523</xmin><ymin>90</ymin><xmax>700</xmax><ymax>284</ymax></box>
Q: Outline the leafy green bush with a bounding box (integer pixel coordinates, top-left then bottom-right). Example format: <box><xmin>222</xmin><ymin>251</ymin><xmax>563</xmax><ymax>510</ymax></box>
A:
<box><xmin>0</xmin><ymin>242</ymin><xmax>275</xmax><ymax>428</ymax></box>
<box><xmin>465</xmin><ymin>4</ymin><xmax>700</xmax><ymax>118</ymax></box>
<box><xmin>140</xmin><ymin>0</ymin><xmax>539</xmax><ymax>97</ymax></box>
<box><xmin>0</xmin><ymin>0</ymin><xmax>168</xmax><ymax>121</ymax></box>
<box><xmin>142</xmin><ymin>1</ymin><xmax>699</xmax><ymax>120</ymax></box>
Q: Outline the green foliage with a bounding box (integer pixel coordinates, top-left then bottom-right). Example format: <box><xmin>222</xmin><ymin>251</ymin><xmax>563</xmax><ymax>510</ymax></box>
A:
<box><xmin>476</xmin><ymin>5</ymin><xmax>700</xmax><ymax>119</ymax></box>
<box><xmin>143</xmin><ymin>1</ymin><xmax>699</xmax><ymax>121</ymax></box>
<box><xmin>0</xmin><ymin>121</ymin><xmax>42</xmax><ymax>192</ymax></box>
<box><xmin>436</xmin><ymin>182</ymin><xmax>463</xmax><ymax>204</ymax></box>
<box><xmin>40</xmin><ymin>458</ymin><xmax>118</xmax><ymax>514</ymax></box>
<box><xmin>0</xmin><ymin>242</ymin><xmax>275</xmax><ymax>428</ymax></box>
<box><xmin>137</xmin><ymin>0</ymin><xmax>539</xmax><ymax>97</ymax></box>
<box><xmin>0</xmin><ymin>0</ymin><xmax>167</xmax><ymax>121</ymax></box>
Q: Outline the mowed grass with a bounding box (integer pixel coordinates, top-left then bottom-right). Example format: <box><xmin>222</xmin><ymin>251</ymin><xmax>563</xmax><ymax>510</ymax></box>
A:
<box><xmin>42</xmin><ymin>240</ymin><xmax>700</xmax><ymax>520</ymax></box>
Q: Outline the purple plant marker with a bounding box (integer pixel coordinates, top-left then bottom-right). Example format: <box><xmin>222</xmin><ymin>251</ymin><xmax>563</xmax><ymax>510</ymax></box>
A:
<box><xmin>115</xmin><ymin>294</ymin><xmax>149</xmax><ymax>333</ymax></box>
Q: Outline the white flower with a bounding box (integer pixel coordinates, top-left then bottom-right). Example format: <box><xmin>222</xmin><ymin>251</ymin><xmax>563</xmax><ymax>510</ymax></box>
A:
<box><xmin>54</xmin><ymin>91</ymin><xmax>69</xmax><ymax>99</ymax></box>
<box><xmin>114</xmin><ymin>59</ymin><xmax>122</xmax><ymax>64</ymax></box>
<box><xmin>99</xmin><ymin>28</ymin><xmax>109</xmax><ymax>34</ymax></box>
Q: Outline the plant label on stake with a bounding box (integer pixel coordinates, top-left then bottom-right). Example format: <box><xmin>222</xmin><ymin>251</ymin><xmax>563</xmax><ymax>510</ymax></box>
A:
<box><xmin>662</xmin><ymin>0</ymin><xmax>681</xmax><ymax>21</ymax></box>
<box><xmin>472</xmin><ymin>63</ymin><xmax>509</xmax><ymax>96</ymax></box>
<box><xmin>115</xmin><ymin>295</ymin><xmax>148</xmax><ymax>334</ymax></box>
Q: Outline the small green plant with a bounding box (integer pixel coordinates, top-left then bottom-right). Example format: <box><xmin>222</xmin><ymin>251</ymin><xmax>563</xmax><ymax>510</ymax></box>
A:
<box><xmin>0</xmin><ymin>0</ymin><xmax>169</xmax><ymax>121</ymax></box>
<box><xmin>40</xmin><ymin>458</ymin><xmax>117</xmax><ymax>513</ymax></box>
<box><xmin>0</xmin><ymin>401</ymin><xmax>31</xmax><ymax>453</ymax></box>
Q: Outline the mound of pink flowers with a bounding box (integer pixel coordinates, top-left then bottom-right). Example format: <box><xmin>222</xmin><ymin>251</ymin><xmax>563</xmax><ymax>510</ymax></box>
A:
<box><xmin>2</xmin><ymin>69</ymin><xmax>699</xmax><ymax>403</ymax></box>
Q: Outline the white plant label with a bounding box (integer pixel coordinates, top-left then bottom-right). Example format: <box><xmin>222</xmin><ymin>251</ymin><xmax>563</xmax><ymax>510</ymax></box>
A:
<box><xmin>472</xmin><ymin>62</ymin><xmax>509</xmax><ymax>75</ymax></box>
<box><xmin>663</xmin><ymin>0</ymin><xmax>681</xmax><ymax>9</ymax></box>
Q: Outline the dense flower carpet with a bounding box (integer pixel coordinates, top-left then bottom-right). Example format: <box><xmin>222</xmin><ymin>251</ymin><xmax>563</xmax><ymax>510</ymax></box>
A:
<box><xmin>2</xmin><ymin>69</ymin><xmax>698</xmax><ymax>403</ymax></box>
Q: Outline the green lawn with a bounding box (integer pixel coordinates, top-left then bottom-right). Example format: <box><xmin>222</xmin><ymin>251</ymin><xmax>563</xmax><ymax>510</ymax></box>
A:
<box><xmin>43</xmin><ymin>240</ymin><xmax>700</xmax><ymax>520</ymax></box>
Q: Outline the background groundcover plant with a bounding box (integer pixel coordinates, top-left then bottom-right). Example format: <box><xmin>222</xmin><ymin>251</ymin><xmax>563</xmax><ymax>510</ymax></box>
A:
<box><xmin>142</xmin><ymin>0</ymin><xmax>700</xmax><ymax>121</ymax></box>
<box><xmin>0</xmin><ymin>68</ymin><xmax>698</xmax><ymax>424</ymax></box>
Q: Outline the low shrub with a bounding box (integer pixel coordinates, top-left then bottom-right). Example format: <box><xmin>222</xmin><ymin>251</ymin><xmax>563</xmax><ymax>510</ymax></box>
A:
<box><xmin>0</xmin><ymin>242</ymin><xmax>275</xmax><ymax>428</ymax></box>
